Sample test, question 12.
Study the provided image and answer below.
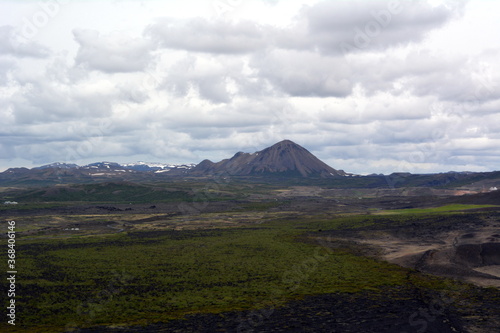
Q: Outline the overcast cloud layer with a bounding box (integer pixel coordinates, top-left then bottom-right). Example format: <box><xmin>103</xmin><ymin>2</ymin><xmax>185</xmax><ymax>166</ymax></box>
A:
<box><xmin>1</xmin><ymin>0</ymin><xmax>499</xmax><ymax>174</ymax></box>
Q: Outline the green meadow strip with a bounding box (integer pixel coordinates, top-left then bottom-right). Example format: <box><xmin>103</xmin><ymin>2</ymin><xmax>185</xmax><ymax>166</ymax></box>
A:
<box><xmin>379</xmin><ymin>204</ymin><xmax>499</xmax><ymax>215</ymax></box>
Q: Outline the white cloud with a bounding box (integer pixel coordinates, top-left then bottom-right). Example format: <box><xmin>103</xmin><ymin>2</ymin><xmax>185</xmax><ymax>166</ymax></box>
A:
<box><xmin>0</xmin><ymin>25</ymin><xmax>50</xmax><ymax>58</ymax></box>
<box><xmin>251</xmin><ymin>50</ymin><xmax>353</xmax><ymax>97</ymax></box>
<box><xmin>9</xmin><ymin>79</ymin><xmax>115</xmax><ymax>125</ymax></box>
<box><xmin>146</xmin><ymin>18</ymin><xmax>268</xmax><ymax>54</ymax></box>
<box><xmin>1</xmin><ymin>0</ymin><xmax>500</xmax><ymax>174</ymax></box>
<box><xmin>73</xmin><ymin>29</ymin><xmax>153</xmax><ymax>73</ymax></box>
<box><xmin>279</xmin><ymin>0</ymin><xmax>464</xmax><ymax>55</ymax></box>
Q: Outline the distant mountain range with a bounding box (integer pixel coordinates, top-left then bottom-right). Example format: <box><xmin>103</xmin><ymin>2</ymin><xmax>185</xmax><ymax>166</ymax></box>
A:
<box><xmin>1</xmin><ymin>140</ymin><xmax>499</xmax><ymax>188</ymax></box>
<box><xmin>32</xmin><ymin>161</ymin><xmax>195</xmax><ymax>173</ymax></box>
<box><xmin>0</xmin><ymin>161</ymin><xmax>196</xmax><ymax>186</ymax></box>
<box><xmin>0</xmin><ymin>140</ymin><xmax>344</xmax><ymax>180</ymax></box>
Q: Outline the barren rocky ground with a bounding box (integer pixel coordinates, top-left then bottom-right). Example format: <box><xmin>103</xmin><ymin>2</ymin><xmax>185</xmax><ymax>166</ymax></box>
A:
<box><xmin>314</xmin><ymin>211</ymin><xmax>500</xmax><ymax>288</ymax></box>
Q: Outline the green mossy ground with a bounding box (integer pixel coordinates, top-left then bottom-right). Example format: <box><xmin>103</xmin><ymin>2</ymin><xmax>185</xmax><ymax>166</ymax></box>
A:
<box><xmin>2</xmin><ymin>209</ymin><xmax>496</xmax><ymax>332</ymax></box>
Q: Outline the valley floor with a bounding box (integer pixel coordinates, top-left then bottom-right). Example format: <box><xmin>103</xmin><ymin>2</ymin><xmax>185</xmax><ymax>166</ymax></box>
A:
<box><xmin>1</xmin><ymin>182</ymin><xmax>499</xmax><ymax>332</ymax></box>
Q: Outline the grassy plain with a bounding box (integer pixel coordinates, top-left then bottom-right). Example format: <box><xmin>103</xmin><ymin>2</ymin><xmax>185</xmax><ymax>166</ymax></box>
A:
<box><xmin>1</xmin><ymin>180</ymin><xmax>499</xmax><ymax>332</ymax></box>
<box><xmin>375</xmin><ymin>203</ymin><xmax>500</xmax><ymax>215</ymax></box>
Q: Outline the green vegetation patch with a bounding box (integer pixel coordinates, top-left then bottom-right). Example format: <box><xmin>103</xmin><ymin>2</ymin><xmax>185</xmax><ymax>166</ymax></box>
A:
<box><xmin>8</xmin><ymin>222</ymin><xmax>411</xmax><ymax>331</ymax></box>
<box><xmin>7</xmin><ymin>182</ymin><xmax>194</xmax><ymax>203</ymax></box>
<box><xmin>3</xmin><ymin>210</ymin><xmax>496</xmax><ymax>332</ymax></box>
<box><xmin>380</xmin><ymin>204</ymin><xmax>499</xmax><ymax>215</ymax></box>
<box><xmin>0</xmin><ymin>202</ymin><xmax>67</xmax><ymax>211</ymax></box>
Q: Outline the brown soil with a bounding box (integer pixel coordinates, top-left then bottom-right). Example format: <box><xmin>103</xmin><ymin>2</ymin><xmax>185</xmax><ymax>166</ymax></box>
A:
<box><xmin>321</xmin><ymin>220</ymin><xmax>500</xmax><ymax>288</ymax></box>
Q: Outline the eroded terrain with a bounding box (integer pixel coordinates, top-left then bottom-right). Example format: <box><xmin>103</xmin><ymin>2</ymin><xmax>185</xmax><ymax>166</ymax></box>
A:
<box><xmin>318</xmin><ymin>215</ymin><xmax>500</xmax><ymax>288</ymax></box>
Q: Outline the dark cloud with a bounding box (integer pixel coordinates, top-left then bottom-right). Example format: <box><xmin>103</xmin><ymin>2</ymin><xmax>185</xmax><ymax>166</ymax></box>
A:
<box><xmin>0</xmin><ymin>142</ymin><xmax>15</xmax><ymax>160</ymax></box>
<box><xmin>280</xmin><ymin>0</ymin><xmax>463</xmax><ymax>55</ymax></box>
<box><xmin>73</xmin><ymin>29</ymin><xmax>152</xmax><ymax>73</ymax></box>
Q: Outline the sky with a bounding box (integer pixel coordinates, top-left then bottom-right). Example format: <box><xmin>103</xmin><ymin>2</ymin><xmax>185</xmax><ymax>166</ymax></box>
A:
<box><xmin>0</xmin><ymin>0</ymin><xmax>499</xmax><ymax>175</ymax></box>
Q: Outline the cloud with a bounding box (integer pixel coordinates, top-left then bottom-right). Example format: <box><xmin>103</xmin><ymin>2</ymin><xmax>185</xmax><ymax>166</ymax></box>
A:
<box><xmin>0</xmin><ymin>58</ymin><xmax>15</xmax><ymax>84</ymax></box>
<box><xmin>161</xmin><ymin>98</ymin><xmax>286</xmax><ymax>131</ymax></box>
<box><xmin>0</xmin><ymin>25</ymin><xmax>50</xmax><ymax>58</ymax></box>
<box><xmin>251</xmin><ymin>50</ymin><xmax>352</xmax><ymax>97</ymax></box>
<box><xmin>161</xmin><ymin>55</ymin><xmax>234</xmax><ymax>104</ymax></box>
<box><xmin>9</xmin><ymin>79</ymin><xmax>115</xmax><ymax>125</ymax></box>
<box><xmin>1</xmin><ymin>0</ymin><xmax>500</xmax><ymax>174</ymax></box>
<box><xmin>412</xmin><ymin>51</ymin><xmax>500</xmax><ymax>105</ymax></box>
<box><xmin>146</xmin><ymin>18</ymin><xmax>268</xmax><ymax>54</ymax></box>
<box><xmin>145</xmin><ymin>1</ymin><xmax>462</xmax><ymax>58</ymax></box>
<box><xmin>160</xmin><ymin>54</ymin><xmax>275</xmax><ymax>104</ymax></box>
<box><xmin>317</xmin><ymin>92</ymin><xmax>435</xmax><ymax>125</ymax></box>
<box><xmin>279</xmin><ymin>0</ymin><xmax>464</xmax><ymax>55</ymax></box>
<box><xmin>73</xmin><ymin>29</ymin><xmax>153</xmax><ymax>73</ymax></box>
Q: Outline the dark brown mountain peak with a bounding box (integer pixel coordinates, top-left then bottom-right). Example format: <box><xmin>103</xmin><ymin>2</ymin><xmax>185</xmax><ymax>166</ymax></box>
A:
<box><xmin>274</xmin><ymin>139</ymin><xmax>295</xmax><ymax>146</ymax></box>
<box><xmin>190</xmin><ymin>140</ymin><xmax>347</xmax><ymax>177</ymax></box>
<box><xmin>250</xmin><ymin>140</ymin><xmax>343</xmax><ymax>177</ymax></box>
<box><xmin>263</xmin><ymin>140</ymin><xmax>309</xmax><ymax>154</ymax></box>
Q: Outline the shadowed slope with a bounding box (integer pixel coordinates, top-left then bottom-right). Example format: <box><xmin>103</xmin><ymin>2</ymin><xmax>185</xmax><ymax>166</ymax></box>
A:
<box><xmin>191</xmin><ymin>140</ymin><xmax>346</xmax><ymax>177</ymax></box>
